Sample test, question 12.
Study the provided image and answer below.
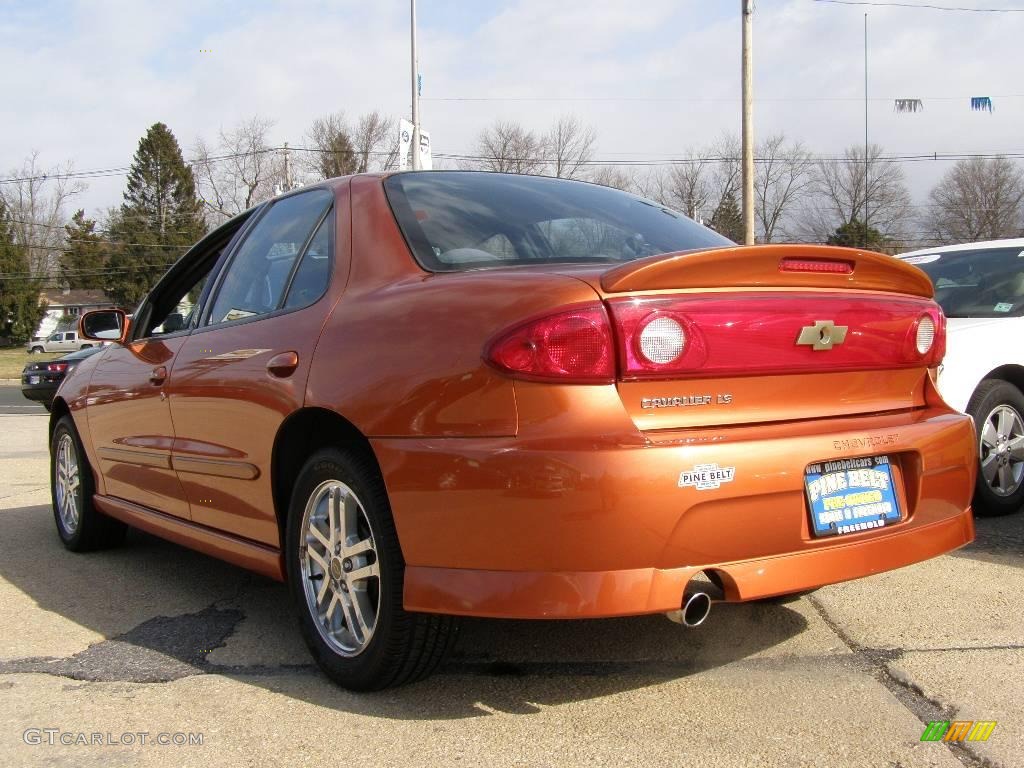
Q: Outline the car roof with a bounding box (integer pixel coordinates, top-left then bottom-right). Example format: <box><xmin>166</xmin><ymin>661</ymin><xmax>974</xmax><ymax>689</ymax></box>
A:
<box><xmin>898</xmin><ymin>238</ymin><xmax>1024</xmax><ymax>258</ymax></box>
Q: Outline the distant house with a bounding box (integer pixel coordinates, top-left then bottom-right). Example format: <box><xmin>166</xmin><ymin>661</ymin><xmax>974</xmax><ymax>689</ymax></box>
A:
<box><xmin>35</xmin><ymin>288</ymin><xmax>116</xmax><ymax>338</ymax></box>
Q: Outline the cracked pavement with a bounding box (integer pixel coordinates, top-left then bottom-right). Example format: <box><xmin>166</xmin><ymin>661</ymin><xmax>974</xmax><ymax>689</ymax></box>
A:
<box><xmin>1</xmin><ymin>410</ymin><xmax>1021</xmax><ymax>767</ymax></box>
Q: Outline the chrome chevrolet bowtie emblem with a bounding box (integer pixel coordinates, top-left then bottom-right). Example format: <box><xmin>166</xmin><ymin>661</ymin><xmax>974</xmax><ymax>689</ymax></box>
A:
<box><xmin>796</xmin><ymin>320</ymin><xmax>848</xmax><ymax>351</ymax></box>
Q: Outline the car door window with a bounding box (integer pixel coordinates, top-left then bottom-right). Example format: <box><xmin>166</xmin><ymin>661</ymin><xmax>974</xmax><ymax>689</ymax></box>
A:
<box><xmin>207</xmin><ymin>189</ymin><xmax>333</xmax><ymax>326</ymax></box>
<box><xmin>48</xmin><ymin>333</ymin><xmax>62</xmax><ymax>343</ymax></box>
<box><xmin>283</xmin><ymin>208</ymin><xmax>333</xmax><ymax>310</ymax></box>
<box><xmin>134</xmin><ymin>219</ymin><xmax>250</xmax><ymax>340</ymax></box>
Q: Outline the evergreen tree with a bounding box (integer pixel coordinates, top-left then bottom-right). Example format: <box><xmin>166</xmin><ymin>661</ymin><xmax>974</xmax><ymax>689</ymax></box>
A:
<box><xmin>60</xmin><ymin>209</ymin><xmax>108</xmax><ymax>290</ymax></box>
<box><xmin>0</xmin><ymin>202</ymin><xmax>47</xmax><ymax>342</ymax></box>
<box><xmin>106</xmin><ymin>123</ymin><xmax>206</xmax><ymax>307</ymax></box>
<box><xmin>709</xmin><ymin>191</ymin><xmax>744</xmax><ymax>243</ymax></box>
<box><xmin>827</xmin><ymin>219</ymin><xmax>888</xmax><ymax>251</ymax></box>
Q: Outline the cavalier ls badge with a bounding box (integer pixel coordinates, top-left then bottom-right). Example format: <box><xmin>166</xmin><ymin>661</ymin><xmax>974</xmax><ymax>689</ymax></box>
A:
<box><xmin>796</xmin><ymin>320</ymin><xmax>848</xmax><ymax>351</ymax></box>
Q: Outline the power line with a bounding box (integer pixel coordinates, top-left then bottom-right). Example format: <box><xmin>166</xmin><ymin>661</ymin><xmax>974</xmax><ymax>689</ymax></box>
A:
<box><xmin>6</xmin><ymin>145</ymin><xmax>1024</xmax><ymax>189</ymax></box>
<box><xmin>811</xmin><ymin>0</ymin><xmax>1024</xmax><ymax>11</ymax></box>
<box><xmin>0</xmin><ymin>145</ymin><xmax>393</xmax><ymax>186</ymax></box>
<box><xmin>424</xmin><ymin>92</ymin><xmax>1024</xmax><ymax>103</ymax></box>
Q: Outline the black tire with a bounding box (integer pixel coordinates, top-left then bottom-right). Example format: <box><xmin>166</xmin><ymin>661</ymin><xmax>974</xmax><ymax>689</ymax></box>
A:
<box><xmin>50</xmin><ymin>415</ymin><xmax>127</xmax><ymax>551</ymax></box>
<box><xmin>30</xmin><ymin>346</ymin><xmax>43</xmax><ymax>354</ymax></box>
<box><xmin>80</xmin><ymin>344</ymin><xmax>92</xmax><ymax>349</ymax></box>
<box><xmin>285</xmin><ymin>448</ymin><xmax>459</xmax><ymax>691</ymax></box>
<box><xmin>967</xmin><ymin>379</ymin><xmax>1024</xmax><ymax>517</ymax></box>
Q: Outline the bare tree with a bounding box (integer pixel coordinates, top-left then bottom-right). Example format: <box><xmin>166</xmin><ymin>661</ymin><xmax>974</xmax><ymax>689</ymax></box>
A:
<box><xmin>708</xmin><ymin>134</ymin><xmax>741</xmax><ymax>217</ymax></box>
<box><xmin>304</xmin><ymin>113</ymin><xmax>358</xmax><ymax>180</ymax></box>
<box><xmin>647</xmin><ymin>136</ymin><xmax>740</xmax><ymax>224</ymax></box>
<box><xmin>799</xmin><ymin>144</ymin><xmax>912</xmax><ymax>243</ymax></box>
<box><xmin>924</xmin><ymin>157</ymin><xmax>1024</xmax><ymax>244</ymax></box>
<box><xmin>754</xmin><ymin>134</ymin><xmax>814</xmax><ymax>242</ymax></box>
<box><xmin>352</xmin><ymin>111</ymin><xmax>399</xmax><ymax>173</ymax></box>
<box><xmin>590</xmin><ymin>165</ymin><xmax>635</xmax><ymax>193</ymax></box>
<box><xmin>0</xmin><ymin>151</ymin><xmax>86</xmax><ymax>277</ymax></box>
<box><xmin>193</xmin><ymin>116</ymin><xmax>281</xmax><ymax>222</ymax></box>
<box><xmin>304</xmin><ymin>111</ymin><xmax>399</xmax><ymax>180</ymax></box>
<box><xmin>644</xmin><ymin>153</ymin><xmax>715</xmax><ymax>221</ymax></box>
<box><xmin>471</xmin><ymin>120</ymin><xmax>547</xmax><ymax>175</ymax></box>
<box><xmin>545</xmin><ymin>115</ymin><xmax>596</xmax><ymax>179</ymax></box>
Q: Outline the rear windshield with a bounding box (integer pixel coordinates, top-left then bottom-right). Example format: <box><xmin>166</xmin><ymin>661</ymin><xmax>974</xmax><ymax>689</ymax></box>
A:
<box><xmin>383</xmin><ymin>171</ymin><xmax>731</xmax><ymax>272</ymax></box>
<box><xmin>904</xmin><ymin>247</ymin><xmax>1024</xmax><ymax>317</ymax></box>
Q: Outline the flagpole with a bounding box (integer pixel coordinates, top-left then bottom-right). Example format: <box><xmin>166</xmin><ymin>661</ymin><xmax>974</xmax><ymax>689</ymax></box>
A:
<box><xmin>741</xmin><ymin>0</ymin><xmax>755</xmax><ymax>245</ymax></box>
<box><xmin>410</xmin><ymin>0</ymin><xmax>421</xmax><ymax>170</ymax></box>
<box><xmin>863</xmin><ymin>12</ymin><xmax>869</xmax><ymax>244</ymax></box>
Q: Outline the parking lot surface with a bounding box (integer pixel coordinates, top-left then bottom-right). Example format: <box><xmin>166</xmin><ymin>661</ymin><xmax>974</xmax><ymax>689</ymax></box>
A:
<box><xmin>1</xmin><ymin>400</ymin><xmax>1021</xmax><ymax>767</ymax></box>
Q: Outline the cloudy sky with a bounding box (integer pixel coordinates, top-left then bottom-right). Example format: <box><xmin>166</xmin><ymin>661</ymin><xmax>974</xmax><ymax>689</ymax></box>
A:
<box><xmin>3</xmin><ymin>0</ymin><xmax>1023</xmax><ymax>218</ymax></box>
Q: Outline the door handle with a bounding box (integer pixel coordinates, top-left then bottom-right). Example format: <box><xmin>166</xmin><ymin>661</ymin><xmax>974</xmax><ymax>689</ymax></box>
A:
<box><xmin>150</xmin><ymin>366</ymin><xmax>167</xmax><ymax>385</ymax></box>
<box><xmin>266</xmin><ymin>351</ymin><xmax>299</xmax><ymax>378</ymax></box>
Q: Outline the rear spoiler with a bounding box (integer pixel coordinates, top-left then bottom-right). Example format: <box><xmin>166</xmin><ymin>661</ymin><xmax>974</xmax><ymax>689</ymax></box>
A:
<box><xmin>600</xmin><ymin>244</ymin><xmax>934</xmax><ymax>299</ymax></box>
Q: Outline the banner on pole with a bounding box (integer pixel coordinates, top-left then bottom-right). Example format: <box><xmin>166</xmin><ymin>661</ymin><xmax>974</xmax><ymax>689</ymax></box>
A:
<box><xmin>894</xmin><ymin>99</ymin><xmax>923</xmax><ymax>113</ymax></box>
<box><xmin>418</xmin><ymin>129</ymin><xmax>432</xmax><ymax>171</ymax></box>
<box><xmin>971</xmin><ymin>97</ymin><xmax>993</xmax><ymax>113</ymax></box>
<box><xmin>398</xmin><ymin>119</ymin><xmax>414</xmax><ymax>171</ymax></box>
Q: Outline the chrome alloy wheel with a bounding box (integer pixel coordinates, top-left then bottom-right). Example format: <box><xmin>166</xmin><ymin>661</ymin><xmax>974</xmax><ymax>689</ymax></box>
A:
<box><xmin>979</xmin><ymin>404</ymin><xmax>1024</xmax><ymax>497</ymax></box>
<box><xmin>299</xmin><ymin>480</ymin><xmax>380</xmax><ymax>657</ymax></box>
<box><xmin>54</xmin><ymin>432</ymin><xmax>81</xmax><ymax>534</ymax></box>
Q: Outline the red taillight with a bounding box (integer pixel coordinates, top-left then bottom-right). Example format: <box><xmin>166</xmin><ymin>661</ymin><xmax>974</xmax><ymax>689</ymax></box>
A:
<box><xmin>485</xmin><ymin>304</ymin><xmax>615</xmax><ymax>383</ymax></box>
<box><xmin>779</xmin><ymin>258</ymin><xmax>854</xmax><ymax>274</ymax></box>
<box><xmin>46</xmin><ymin>363</ymin><xmax>68</xmax><ymax>373</ymax></box>
<box><xmin>607</xmin><ymin>293</ymin><xmax>946</xmax><ymax>380</ymax></box>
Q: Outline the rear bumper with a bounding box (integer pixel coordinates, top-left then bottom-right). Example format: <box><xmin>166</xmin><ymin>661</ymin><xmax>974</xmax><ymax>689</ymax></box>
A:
<box><xmin>21</xmin><ymin>384</ymin><xmax>57</xmax><ymax>403</ymax></box>
<box><xmin>373</xmin><ymin>407</ymin><xmax>976</xmax><ymax>619</ymax></box>
<box><xmin>403</xmin><ymin>509</ymin><xmax>973</xmax><ymax>617</ymax></box>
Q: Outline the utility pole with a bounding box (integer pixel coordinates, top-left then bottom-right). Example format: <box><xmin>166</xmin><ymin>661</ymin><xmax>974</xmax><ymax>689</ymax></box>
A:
<box><xmin>741</xmin><ymin>0</ymin><xmax>755</xmax><ymax>245</ymax></box>
<box><xmin>283</xmin><ymin>141</ymin><xmax>291</xmax><ymax>191</ymax></box>
<box><xmin>863</xmin><ymin>13</ymin><xmax>869</xmax><ymax>246</ymax></box>
<box><xmin>410</xmin><ymin>0</ymin><xmax>421</xmax><ymax>170</ymax></box>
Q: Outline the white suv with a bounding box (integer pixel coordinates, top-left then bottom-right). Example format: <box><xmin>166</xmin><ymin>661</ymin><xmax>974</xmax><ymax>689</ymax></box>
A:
<box><xmin>899</xmin><ymin>238</ymin><xmax>1024</xmax><ymax>517</ymax></box>
<box><xmin>26</xmin><ymin>330</ymin><xmax>93</xmax><ymax>354</ymax></box>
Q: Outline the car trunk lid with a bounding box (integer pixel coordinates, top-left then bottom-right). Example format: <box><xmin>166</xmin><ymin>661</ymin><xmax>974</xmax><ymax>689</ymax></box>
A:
<box><xmin>554</xmin><ymin>244</ymin><xmax>942</xmax><ymax>430</ymax></box>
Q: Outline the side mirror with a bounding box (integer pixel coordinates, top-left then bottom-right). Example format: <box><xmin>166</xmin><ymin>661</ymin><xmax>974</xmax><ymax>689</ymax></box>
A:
<box><xmin>80</xmin><ymin>309</ymin><xmax>129</xmax><ymax>343</ymax></box>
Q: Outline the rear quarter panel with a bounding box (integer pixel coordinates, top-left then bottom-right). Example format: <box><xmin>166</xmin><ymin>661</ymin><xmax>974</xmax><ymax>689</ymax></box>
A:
<box><xmin>305</xmin><ymin>176</ymin><xmax>602</xmax><ymax>437</ymax></box>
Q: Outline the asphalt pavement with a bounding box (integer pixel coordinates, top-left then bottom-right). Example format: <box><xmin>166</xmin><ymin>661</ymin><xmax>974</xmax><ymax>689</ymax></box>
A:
<box><xmin>0</xmin><ymin>385</ymin><xmax>46</xmax><ymax>415</ymax></box>
<box><xmin>0</xmin><ymin>410</ymin><xmax>1021</xmax><ymax>767</ymax></box>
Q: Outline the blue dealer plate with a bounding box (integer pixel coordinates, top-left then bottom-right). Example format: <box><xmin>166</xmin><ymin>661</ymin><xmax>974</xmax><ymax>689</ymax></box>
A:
<box><xmin>804</xmin><ymin>456</ymin><xmax>901</xmax><ymax>538</ymax></box>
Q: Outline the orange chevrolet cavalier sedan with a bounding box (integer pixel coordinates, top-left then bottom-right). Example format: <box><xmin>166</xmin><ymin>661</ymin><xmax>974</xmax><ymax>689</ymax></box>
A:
<box><xmin>52</xmin><ymin>172</ymin><xmax>976</xmax><ymax>690</ymax></box>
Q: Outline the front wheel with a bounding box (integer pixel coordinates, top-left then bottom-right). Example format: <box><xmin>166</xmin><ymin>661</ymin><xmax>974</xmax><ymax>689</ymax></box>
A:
<box><xmin>51</xmin><ymin>415</ymin><xmax>127</xmax><ymax>550</ymax></box>
<box><xmin>286</xmin><ymin>448</ymin><xmax>459</xmax><ymax>690</ymax></box>
<box><xmin>30</xmin><ymin>346</ymin><xmax>43</xmax><ymax>354</ymax></box>
<box><xmin>967</xmin><ymin>380</ymin><xmax>1024</xmax><ymax>517</ymax></box>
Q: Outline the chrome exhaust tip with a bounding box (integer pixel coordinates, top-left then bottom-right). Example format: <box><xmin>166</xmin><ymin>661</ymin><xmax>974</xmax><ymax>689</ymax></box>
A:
<box><xmin>666</xmin><ymin>589</ymin><xmax>713</xmax><ymax>628</ymax></box>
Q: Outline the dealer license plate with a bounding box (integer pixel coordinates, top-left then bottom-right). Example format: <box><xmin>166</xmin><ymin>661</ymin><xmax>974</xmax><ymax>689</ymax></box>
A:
<box><xmin>804</xmin><ymin>455</ymin><xmax>901</xmax><ymax>538</ymax></box>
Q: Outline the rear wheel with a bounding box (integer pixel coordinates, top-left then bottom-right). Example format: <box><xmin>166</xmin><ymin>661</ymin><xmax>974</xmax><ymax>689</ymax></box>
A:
<box><xmin>51</xmin><ymin>415</ymin><xmax>127</xmax><ymax>551</ymax></box>
<box><xmin>967</xmin><ymin>380</ymin><xmax>1024</xmax><ymax>517</ymax></box>
<box><xmin>286</xmin><ymin>448</ymin><xmax>459</xmax><ymax>690</ymax></box>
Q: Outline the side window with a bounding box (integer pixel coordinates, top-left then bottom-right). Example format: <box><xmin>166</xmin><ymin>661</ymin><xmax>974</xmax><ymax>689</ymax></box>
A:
<box><xmin>207</xmin><ymin>190</ymin><xmax>333</xmax><ymax>326</ymax></box>
<box><xmin>284</xmin><ymin>208</ymin><xmax>333</xmax><ymax>310</ymax></box>
<box><xmin>149</xmin><ymin>267</ymin><xmax>217</xmax><ymax>337</ymax></box>
<box><xmin>48</xmin><ymin>333</ymin><xmax>62</xmax><ymax>342</ymax></box>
